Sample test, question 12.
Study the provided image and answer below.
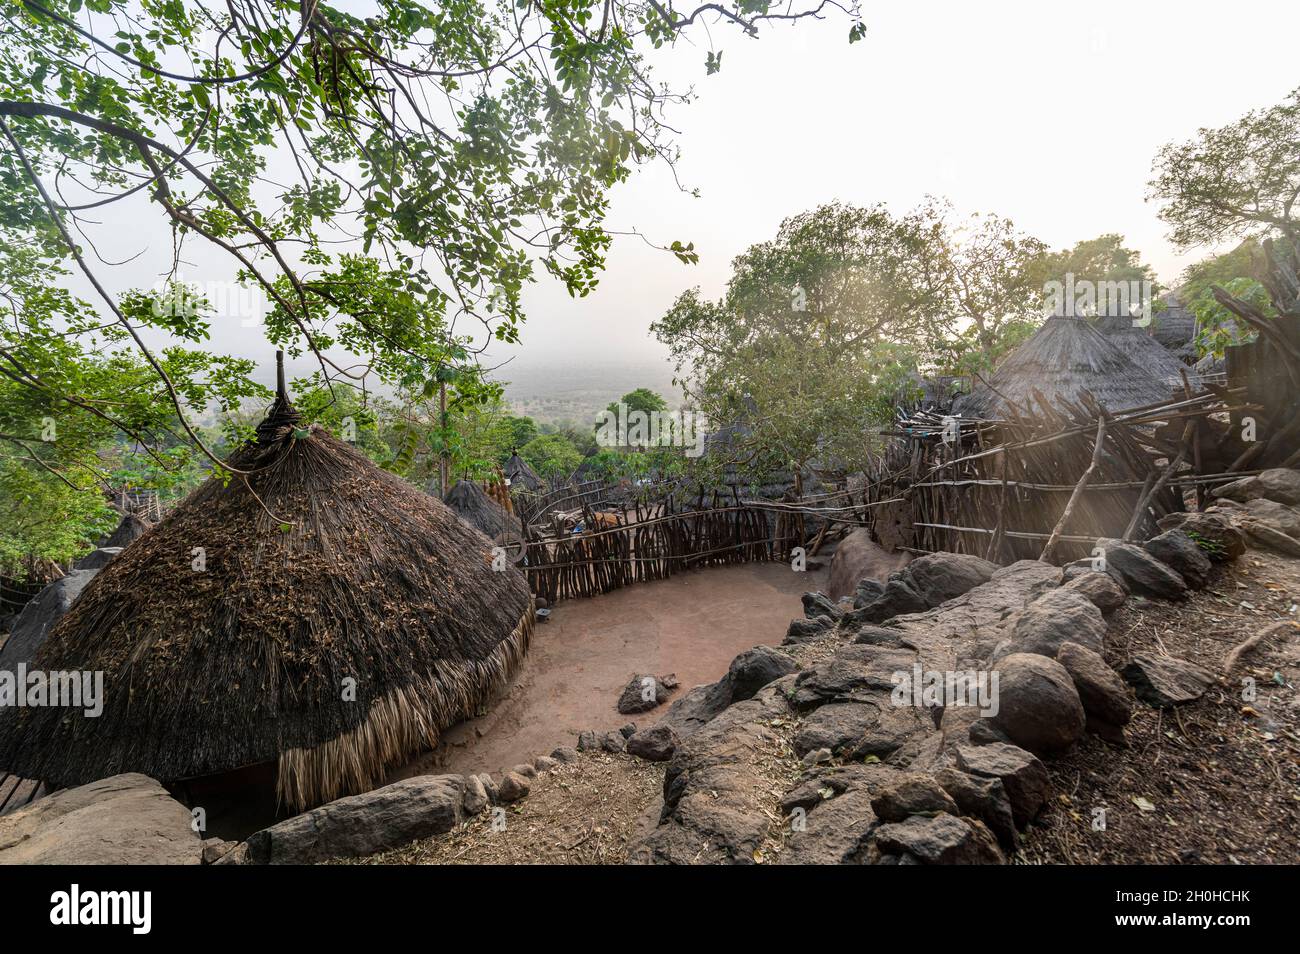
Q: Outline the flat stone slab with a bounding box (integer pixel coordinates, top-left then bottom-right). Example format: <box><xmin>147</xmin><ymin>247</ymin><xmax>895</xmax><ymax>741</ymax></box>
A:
<box><xmin>1122</xmin><ymin>654</ymin><xmax>1215</xmax><ymax>709</ymax></box>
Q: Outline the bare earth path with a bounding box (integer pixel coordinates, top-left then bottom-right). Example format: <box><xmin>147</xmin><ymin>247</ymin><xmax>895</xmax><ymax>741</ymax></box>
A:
<box><xmin>391</xmin><ymin>559</ymin><xmax>827</xmax><ymax>781</ymax></box>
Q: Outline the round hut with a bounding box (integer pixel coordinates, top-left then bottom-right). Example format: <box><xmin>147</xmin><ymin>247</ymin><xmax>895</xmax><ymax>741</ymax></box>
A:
<box><xmin>1092</xmin><ymin>314</ymin><xmax>1201</xmax><ymax>394</ymax></box>
<box><xmin>954</xmin><ymin>315</ymin><xmax>1172</xmax><ymax>419</ymax></box>
<box><xmin>444</xmin><ymin>478</ymin><xmax>522</xmax><ymax>541</ymax></box>
<box><xmin>0</xmin><ymin>355</ymin><xmax>533</xmax><ymax>812</ymax></box>
<box><xmin>504</xmin><ymin>449</ymin><xmax>544</xmax><ymax>493</ymax></box>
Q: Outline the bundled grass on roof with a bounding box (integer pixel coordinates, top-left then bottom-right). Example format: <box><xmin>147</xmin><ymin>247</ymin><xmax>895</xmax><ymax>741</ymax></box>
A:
<box><xmin>0</xmin><ymin>379</ymin><xmax>533</xmax><ymax>812</ymax></box>
<box><xmin>956</xmin><ymin>315</ymin><xmax>1172</xmax><ymax>419</ymax></box>
<box><xmin>1093</xmin><ymin>315</ymin><xmax>1201</xmax><ymax>393</ymax></box>
<box><xmin>444</xmin><ymin>479</ymin><xmax>521</xmax><ymax>541</ymax></box>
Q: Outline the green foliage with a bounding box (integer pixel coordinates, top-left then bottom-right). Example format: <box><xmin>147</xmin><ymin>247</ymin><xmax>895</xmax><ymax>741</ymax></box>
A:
<box><xmin>519</xmin><ymin>432</ymin><xmax>581</xmax><ymax>480</ymax></box>
<box><xmin>1179</xmin><ymin>241</ymin><xmax>1273</xmax><ymax>358</ymax></box>
<box><xmin>0</xmin><ymin>461</ymin><xmax>116</xmax><ymax>577</ymax></box>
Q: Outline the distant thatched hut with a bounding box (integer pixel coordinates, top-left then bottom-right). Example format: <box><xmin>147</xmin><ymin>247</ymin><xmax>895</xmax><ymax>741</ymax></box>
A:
<box><xmin>0</xmin><ymin>356</ymin><xmax>533</xmax><ymax>812</ymax></box>
<box><xmin>444</xmin><ymin>479</ymin><xmax>522</xmax><ymax>541</ymax></box>
<box><xmin>1093</xmin><ymin>315</ymin><xmax>1200</xmax><ymax>394</ymax></box>
<box><xmin>955</xmin><ymin>315</ymin><xmax>1171</xmax><ymax>419</ymax></box>
<box><xmin>1150</xmin><ymin>293</ymin><xmax>1198</xmax><ymax>362</ymax></box>
<box><xmin>504</xmin><ymin>450</ymin><xmax>544</xmax><ymax>494</ymax></box>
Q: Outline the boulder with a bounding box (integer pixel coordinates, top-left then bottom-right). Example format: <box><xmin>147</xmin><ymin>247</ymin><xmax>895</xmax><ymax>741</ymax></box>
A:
<box><xmin>1236</xmin><ymin>498</ymin><xmax>1300</xmax><ymax>539</ymax></box>
<box><xmin>783</xmin><ymin>616</ymin><xmax>835</xmax><ymax>645</ymax></box>
<box><xmin>1122</xmin><ymin>654</ymin><xmax>1215</xmax><ymax>708</ymax></box>
<box><xmin>934</xmin><ymin>767</ymin><xmax>1018</xmax><ymax>851</ymax></box>
<box><xmin>1010</xmin><ymin>587</ymin><xmax>1107</xmax><ymax>657</ymax></box>
<box><xmin>988</xmin><ymin>653</ymin><xmax>1086</xmax><ymax>755</ymax></box>
<box><xmin>626</xmin><ymin>724</ymin><xmax>679</xmax><ymax>762</ymax></box>
<box><xmin>1062</xmin><ymin>570</ymin><xmax>1127</xmax><ymax>614</ymax></box>
<box><xmin>1237</xmin><ymin>518</ymin><xmax>1300</xmax><ymax>557</ymax></box>
<box><xmin>0</xmin><ymin>569</ymin><xmax>97</xmax><ymax>670</ymax></box>
<box><xmin>600</xmin><ymin>731</ymin><xmax>627</xmax><ymax>754</ymax></box>
<box><xmin>617</xmin><ymin>674</ymin><xmax>673</xmax><ymax>714</ymax></box>
<box><xmin>532</xmin><ymin>755</ymin><xmax>559</xmax><ymax>773</ymax></box>
<box><xmin>779</xmin><ymin>787</ymin><xmax>878</xmax><ymax>864</ymax></box>
<box><xmin>725</xmin><ymin>645</ymin><xmax>801</xmax><ymax>702</ymax></box>
<box><xmin>1155</xmin><ymin>510</ymin><xmax>1245</xmax><ymax>562</ymax></box>
<box><xmin>825</xmin><ymin>527</ymin><xmax>910</xmax><ymax>602</ymax></box>
<box><xmin>1142</xmin><ymin>529</ymin><xmax>1212</xmax><ymax>589</ymax></box>
<box><xmin>869</xmin><ymin>774</ymin><xmax>958</xmax><ymax>822</ymax></box>
<box><xmin>954</xmin><ymin>742</ymin><xmax>1050</xmax><ymax>828</ymax></box>
<box><xmin>1210</xmin><ymin>468</ymin><xmax>1300</xmax><ymax>506</ymax></box>
<box><xmin>873</xmin><ymin>813</ymin><xmax>1003</xmax><ymax>864</ymax></box>
<box><xmin>462</xmin><ymin>774</ymin><xmax>489</xmax><ymax>815</ymax></box>
<box><xmin>549</xmin><ymin>745</ymin><xmax>579</xmax><ymax>764</ymax></box>
<box><xmin>237</xmin><ymin>775</ymin><xmax>465</xmax><ymax>864</ymax></box>
<box><xmin>510</xmin><ymin>762</ymin><xmax>537</xmax><ymax>778</ymax></box>
<box><xmin>498</xmin><ymin>771</ymin><xmax>532</xmax><ymax>803</ymax></box>
<box><xmin>904</xmin><ymin>552</ymin><xmax>998</xmax><ymax>607</ymax></box>
<box><xmin>853</xmin><ymin>578</ymin><xmax>886</xmax><ymax>609</ymax></box>
<box><xmin>852</xmin><ymin>625</ymin><xmax>905</xmax><ymax>647</ymax></box>
<box><xmin>857</xmin><ymin>577</ymin><xmax>929</xmax><ymax>623</ymax></box>
<box><xmin>576</xmin><ymin>730</ymin><xmax>602</xmax><ymax>751</ymax></box>
<box><xmin>1055</xmin><ymin>641</ymin><xmax>1132</xmax><ymax>743</ymax></box>
<box><xmin>1102</xmin><ymin>542</ymin><xmax>1188</xmax><ymax>601</ymax></box>
<box><xmin>0</xmin><ymin>773</ymin><xmax>200</xmax><ymax>865</ymax></box>
<box><xmin>802</xmin><ymin>592</ymin><xmax>842</xmax><ymax>620</ymax></box>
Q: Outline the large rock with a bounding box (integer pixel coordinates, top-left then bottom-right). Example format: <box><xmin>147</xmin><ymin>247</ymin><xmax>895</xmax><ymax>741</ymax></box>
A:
<box><xmin>616</xmin><ymin>674</ymin><xmax>672</xmax><ymax>714</ymax></box>
<box><xmin>954</xmin><ymin>743</ymin><xmax>1050</xmax><ymax>828</ymax></box>
<box><xmin>783</xmin><ymin>616</ymin><xmax>835</xmax><ymax>645</ymax></box>
<box><xmin>904</xmin><ymin>552</ymin><xmax>999</xmax><ymax>607</ymax></box>
<box><xmin>1235</xmin><ymin>498</ymin><xmax>1300</xmax><ymax>538</ymax></box>
<box><xmin>853</xmin><ymin>578</ymin><xmax>885</xmax><ymax>609</ymax></box>
<box><xmin>1122</xmin><ymin>654</ymin><xmax>1215</xmax><ymax>708</ymax></box>
<box><xmin>792</xmin><ymin>700</ymin><xmax>928</xmax><ymax>761</ymax></box>
<box><xmin>1102</xmin><ymin>542</ymin><xmax>1187</xmax><ymax>601</ymax></box>
<box><xmin>857</xmin><ymin>576</ymin><xmax>929</xmax><ymax>623</ymax></box>
<box><xmin>802</xmin><ymin>592</ymin><xmax>843</xmax><ymax>620</ymax></box>
<box><xmin>1142</xmin><ymin>529</ymin><xmax>1212</xmax><ymax>589</ymax></box>
<box><xmin>0</xmin><ymin>569</ymin><xmax>97</xmax><ymax>670</ymax></box>
<box><xmin>1062</xmin><ymin>570</ymin><xmax>1127</xmax><ymax>614</ymax></box>
<box><xmin>236</xmin><ymin>776</ymin><xmax>465</xmax><ymax>864</ymax></box>
<box><xmin>869</xmin><ymin>774</ymin><xmax>958</xmax><ymax>822</ymax></box>
<box><xmin>825</xmin><ymin>527</ymin><xmax>910</xmax><ymax>601</ymax></box>
<box><xmin>934</xmin><ymin>767</ymin><xmax>1018</xmax><ymax>851</ymax></box>
<box><xmin>872</xmin><ymin>812</ymin><xmax>1003</xmax><ymax>864</ymax></box>
<box><xmin>626</xmin><ymin>724</ymin><xmax>679</xmax><ymax>762</ymax></box>
<box><xmin>1055</xmin><ymin>642</ymin><xmax>1132</xmax><ymax>743</ymax></box>
<box><xmin>0</xmin><ymin>773</ymin><xmax>201</xmax><ymax>865</ymax></box>
<box><xmin>1237</xmin><ymin>518</ymin><xmax>1300</xmax><ymax>557</ymax></box>
<box><xmin>1156</xmin><ymin>510</ymin><xmax>1245</xmax><ymax>562</ymax></box>
<box><xmin>654</xmin><ymin>645</ymin><xmax>800</xmax><ymax>740</ymax></box>
<box><xmin>1211</xmin><ymin>468</ymin><xmax>1300</xmax><ymax>506</ymax></box>
<box><xmin>1009</xmin><ymin>587</ymin><xmax>1107</xmax><ymax>657</ymax></box>
<box><xmin>779</xmin><ymin>787</ymin><xmax>879</xmax><ymax>864</ymax></box>
<box><xmin>988</xmin><ymin>653</ymin><xmax>1086</xmax><ymax>755</ymax></box>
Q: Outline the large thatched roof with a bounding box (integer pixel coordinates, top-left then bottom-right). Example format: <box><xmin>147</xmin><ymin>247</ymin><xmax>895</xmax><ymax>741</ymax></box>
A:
<box><xmin>1150</xmin><ymin>293</ymin><xmax>1198</xmax><ymax>359</ymax></box>
<box><xmin>955</xmin><ymin>316</ymin><xmax>1172</xmax><ymax>419</ymax></box>
<box><xmin>444</xmin><ymin>479</ymin><xmax>521</xmax><ymax>541</ymax></box>
<box><xmin>1093</xmin><ymin>315</ymin><xmax>1200</xmax><ymax>392</ymax></box>
<box><xmin>0</xmin><ymin>363</ymin><xmax>533</xmax><ymax>811</ymax></box>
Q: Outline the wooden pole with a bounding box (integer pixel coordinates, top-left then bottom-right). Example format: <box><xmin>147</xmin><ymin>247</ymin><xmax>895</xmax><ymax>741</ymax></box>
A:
<box><xmin>1040</xmin><ymin>417</ymin><xmax>1106</xmax><ymax>563</ymax></box>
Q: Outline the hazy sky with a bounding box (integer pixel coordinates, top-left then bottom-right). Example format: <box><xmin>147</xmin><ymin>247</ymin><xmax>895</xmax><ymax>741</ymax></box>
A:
<box><xmin>63</xmin><ymin>0</ymin><xmax>1300</xmax><ymax>388</ymax></box>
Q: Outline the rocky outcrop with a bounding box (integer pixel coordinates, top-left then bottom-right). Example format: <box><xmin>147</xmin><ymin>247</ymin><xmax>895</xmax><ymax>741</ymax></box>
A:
<box><xmin>653</xmin><ymin>645</ymin><xmax>799</xmax><ymax>740</ymax></box>
<box><xmin>228</xmin><ymin>775</ymin><xmax>467</xmax><ymax>864</ymax></box>
<box><xmin>0</xmin><ymin>773</ymin><xmax>200</xmax><ymax>864</ymax></box>
<box><xmin>1102</xmin><ymin>542</ymin><xmax>1188</xmax><ymax>601</ymax></box>
<box><xmin>0</xmin><ymin>569</ymin><xmax>97</xmax><ymax>670</ymax></box>
<box><xmin>1211</xmin><ymin>468</ymin><xmax>1300</xmax><ymax>506</ymax></box>
<box><xmin>1142</xmin><ymin>529</ymin><xmax>1212</xmax><ymax>589</ymax></box>
<box><xmin>1122</xmin><ymin>654</ymin><xmax>1215</xmax><ymax>708</ymax></box>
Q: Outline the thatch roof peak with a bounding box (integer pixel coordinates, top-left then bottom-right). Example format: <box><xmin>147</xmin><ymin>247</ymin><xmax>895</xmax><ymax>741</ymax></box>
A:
<box><xmin>0</xmin><ymin>414</ymin><xmax>533</xmax><ymax>811</ymax></box>
<box><xmin>955</xmin><ymin>315</ymin><xmax>1173</xmax><ymax>419</ymax></box>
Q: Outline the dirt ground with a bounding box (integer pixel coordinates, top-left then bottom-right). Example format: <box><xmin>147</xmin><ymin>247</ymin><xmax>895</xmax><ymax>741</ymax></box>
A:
<box><xmin>391</xmin><ymin>559</ymin><xmax>828</xmax><ymax>781</ymax></box>
<box><xmin>1020</xmin><ymin>549</ymin><xmax>1300</xmax><ymax>864</ymax></box>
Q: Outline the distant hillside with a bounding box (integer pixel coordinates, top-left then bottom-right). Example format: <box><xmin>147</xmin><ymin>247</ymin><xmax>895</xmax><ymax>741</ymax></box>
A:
<box><xmin>498</xmin><ymin>358</ymin><xmax>682</xmax><ymax>426</ymax></box>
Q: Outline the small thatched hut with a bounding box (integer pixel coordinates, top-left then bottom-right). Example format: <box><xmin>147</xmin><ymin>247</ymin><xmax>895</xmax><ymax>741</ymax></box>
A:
<box><xmin>1150</xmin><ymin>293</ymin><xmax>1198</xmax><ymax>362</ymax></box>
<box><xmin>0</xmin><ymin>356</ymin><xmax>533</xmax><ymax>811</ymax></box>
<box><xmin>504</xmin><ymin>450</ymin><xmax>544</xmax><ymax>493</ymax></box>
<box><xmin>1093</xmin><ymin>315</ymin><xmax>1201</xmax><ymax>393</ymax></box>
<box><xmin>955</xmin><ymin>315</ymin><xmax>1171</xmax><ymax>419</ymax></box>
<box><xmin>444</xmin><ymin>479</ymin><xmax>522</xmax><ymax>541</ymax></box>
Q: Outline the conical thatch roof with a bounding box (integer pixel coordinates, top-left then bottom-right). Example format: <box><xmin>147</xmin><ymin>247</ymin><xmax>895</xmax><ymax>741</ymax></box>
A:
<box><xmin>444</xmin><ymin>479</ymin><xmax>521</xmax><ymax>541</ymax></box>
<box><xmin>1150</xmin><ymin>292</ymin><xmax>1198</xmax><ymax>360</ymax></box>
<box><xmin>955</xmin><ymin>316</ymin><xmax>1172</xmax><ymax>419</ymax></box>
<box><xmin>1092</xmin><ymin>315</ymin><xmax>1200</xmax><ymax>393</ymax></box>
<box><xmin>504</xmin><ymin>450</ymin><xmax>543</xmax><ymax>493</ymax></box>
<box><xmin>0</xmin><ymin>359</ymin><xmax>533</xmax><ymax>811</ymax></box>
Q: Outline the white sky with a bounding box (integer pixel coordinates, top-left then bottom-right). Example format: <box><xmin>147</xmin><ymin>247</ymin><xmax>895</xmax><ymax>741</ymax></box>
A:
<box><xmin>63</xmin><ymin>0</ymin><xmax>1300</xmax><ymax>386</ymax></box>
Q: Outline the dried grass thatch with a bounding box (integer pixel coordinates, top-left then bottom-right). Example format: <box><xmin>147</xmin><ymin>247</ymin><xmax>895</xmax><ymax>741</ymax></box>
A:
<box><xmin>0</xmin><ymin>377</ymin><xmax>533</xmax><ymax>811</ymax></box>
<box><xmin>956</xmin><ymin>316</ymin><xmax>1171</xmax><ymax>419</ymax></box>
<box><xmin>444</xmin><ymin>479</ymin><xmax>522</xmax><ymax>541</ymax></box>
<box><xmin>1093</xmin><ymin>315</ymin><xmax>1201</xmax><ymax>392</ymax></box>
<box><xmin>505</xmin><ymin>450</ymin><xmax>544</xmax><ymax>493</ymax></box>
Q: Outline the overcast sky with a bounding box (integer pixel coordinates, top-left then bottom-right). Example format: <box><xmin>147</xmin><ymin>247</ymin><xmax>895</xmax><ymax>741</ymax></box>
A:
<box><xmin>69</xmin><ymin>0</ymin><xmax>1300</xmax><ymax>387</ymax></box>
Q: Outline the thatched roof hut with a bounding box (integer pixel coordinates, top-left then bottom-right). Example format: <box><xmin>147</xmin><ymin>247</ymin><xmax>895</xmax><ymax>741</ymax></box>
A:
<box><xmin>100</xmin><ymin>512</ymin><xmax>152</xmax><ymax>549</ymax></box>
<box><xmin>504</xmin><ymin>450</ymin><xmax>544</xmax><ymax>493</ymax></box>
<box><xmin>0</xmin><ymin>356</ymin><xmax>533</xmax><ymax>811</ymax></box>
<box><xmin>444</xmin><ymin>479</ymin><xmax>521</xmax><ymax>541</ymax></box>
<box><xmin>1093</xmin><ymin>315</ymin><xmax>1200</xmax><ymax>393</ymax></box>
<box><xmin>955</xmin><ymin>315</ymin><xmax>1171</xmax><ymax>419</ymax></box>
<box><xmin>1150</xmin><ymin>293</ymin><xmax>1198</xmax><ymax>361</ymax></box>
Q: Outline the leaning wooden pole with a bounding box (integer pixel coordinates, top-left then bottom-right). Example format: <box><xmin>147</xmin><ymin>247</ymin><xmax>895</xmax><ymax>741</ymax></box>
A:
<box><xmin>1040</xmin><ymin>416</ymin><xmax>1107</xmax><ymax>564</ymax></box>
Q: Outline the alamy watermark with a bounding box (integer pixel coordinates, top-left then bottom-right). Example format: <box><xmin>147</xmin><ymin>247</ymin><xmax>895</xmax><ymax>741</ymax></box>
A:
<box><xmin>594</xmin><ymin>402</ymin><xmax>709</xmax><ymax>458</ymax></box>
<box><xmin>1044</xmin><ymin>273</ymin><xmax>1155</xmax><ymax>327</ymax></box>
<box><xmin>891</xmin><ymin>663</ymin><xmax>1000</xmax><ymax>717</ymax></box>
<box><xmin>0</xmin><ymin>665</ymin><xmax>104</xmax><ymax>717</ymax></box>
